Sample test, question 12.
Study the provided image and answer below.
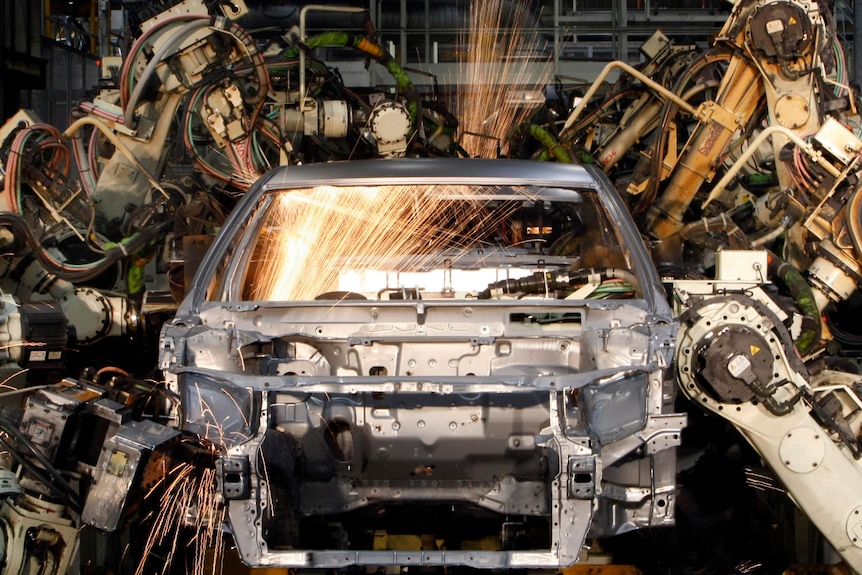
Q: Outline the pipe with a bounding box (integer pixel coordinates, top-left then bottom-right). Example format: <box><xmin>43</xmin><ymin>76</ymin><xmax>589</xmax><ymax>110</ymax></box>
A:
<box><xmin>299</xmin><ymin>5</ymin><xmax>367</xmax><ymax>110</ymax></box>
<box><xmin>241</xmin><ymin>1</ymin><xmax>547</xmax><ymax>42</ymax></box>
<box><xmin>561</xmin><ymin>60</ymin><xmax>698</xmax><ymax>135</ymax></box>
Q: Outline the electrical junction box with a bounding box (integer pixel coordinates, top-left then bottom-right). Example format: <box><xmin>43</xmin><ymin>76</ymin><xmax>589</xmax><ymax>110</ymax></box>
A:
<box><xmin>814</xmin><ymin>116</ymin><xmax>862</xmax><ymax>166</ymax></box>
<box><xmin>100</xmin><ymin>56</ymin><xmax>122</xmax><ymax>80</ymax></box>
<box><xmin>715</xmin><ymin>250</ymin><xmax>768</xmax><ymax>283</ymax></box>
<box><xmin>640</xmin><ymin>30</ymin><xmax>671</xmax><ymax>59</ymax></box>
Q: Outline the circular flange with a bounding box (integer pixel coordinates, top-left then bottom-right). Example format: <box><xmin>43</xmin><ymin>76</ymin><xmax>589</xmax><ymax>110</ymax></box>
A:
<box><xmin>370</xmin><ymin>103</ymin><xmax>412</xmax><ymax>144</ymax></box>
<box><xmin>778</xmin><ymin>427</ymin><xmax>825</xmax><ymax>473</ymax></box>
<box><xmin>846</xmin><ymin>505</ymin><xmax>862</xmax><ymax>548</ymax></box>
<box><xmin>774</xmin><ymin>94</ymin><xmax>810</xmax><ymax>129</ymax></box>
<box><xmin>746</xmin><ymin>2</ymin><xmax>813</xmax><ymax>59</ymax></box>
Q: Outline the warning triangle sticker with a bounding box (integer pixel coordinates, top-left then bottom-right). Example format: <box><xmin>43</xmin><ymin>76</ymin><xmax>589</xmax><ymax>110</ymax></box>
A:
<box><xmin>750</xmin><ymin>344</ymin><xmax>761</xmax><ymax>355</ymax></box>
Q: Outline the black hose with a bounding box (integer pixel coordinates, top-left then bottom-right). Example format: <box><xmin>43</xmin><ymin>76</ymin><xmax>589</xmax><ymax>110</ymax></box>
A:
<box><xmin>0</xmin><ymin>212</ymin><xmax>172</xmax><ymax>283</ymax></box>
<box><xmin>211</xmin><ymin>16</ymin><xmax>269</xmax><ymax>104</ymax></box>
<box><xmin>479</xmin><ymin>268</ymin><xmax>638</xmax><ymax>299</ymax></box>
<box><xmin>0</xmin><ymin>414</ymin><xmax>83</xmax><ymax>513</ymax></box>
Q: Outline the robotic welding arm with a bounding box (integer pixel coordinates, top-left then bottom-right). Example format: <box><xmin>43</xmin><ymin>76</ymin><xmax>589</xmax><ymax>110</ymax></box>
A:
<box><xmin>674</xmin><ymin>251</ymin><xmax>862</xmax><ymax>571</ymax></box>
<box><xmin>559</xmin><ymin>0</ymin><xmax>862</xmax><ymax>315</ymax></box>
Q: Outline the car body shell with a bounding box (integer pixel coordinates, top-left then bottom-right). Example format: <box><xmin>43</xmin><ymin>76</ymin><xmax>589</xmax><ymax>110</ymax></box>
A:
<box><xmin>160</xmin><ymin>158</ymin><xmax>683</xmax><ymax>569</ymax></box>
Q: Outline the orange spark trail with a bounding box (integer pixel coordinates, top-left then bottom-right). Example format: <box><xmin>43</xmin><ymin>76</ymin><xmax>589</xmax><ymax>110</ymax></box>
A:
<box><xmin>245</xmin><ymin>184</ymin><xmax>520</xmax><ymax>301</ymax></box>
<box><xmin>457</xmin><ymin>0</ymin><xmax>552</xmax><ymax>158</ymax></box>
<box><xmin>136</xmin><ymin>460</ymin><xmax>225</xmax><ymax>575</ymax></box>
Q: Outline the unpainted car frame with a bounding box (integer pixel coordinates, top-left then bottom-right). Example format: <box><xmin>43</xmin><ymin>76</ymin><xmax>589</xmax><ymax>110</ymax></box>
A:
<box><xmin>159</xmin><ymin>158</ymin><xmax>685</xmax><ymax>569</ymax></box>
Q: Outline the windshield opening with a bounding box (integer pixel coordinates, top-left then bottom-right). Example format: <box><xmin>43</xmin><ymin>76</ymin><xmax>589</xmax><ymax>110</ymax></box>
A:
<box><xmin>233</xmin><ymin>184</ymin><xmax>635</xmax><ymax>301</ymax></box>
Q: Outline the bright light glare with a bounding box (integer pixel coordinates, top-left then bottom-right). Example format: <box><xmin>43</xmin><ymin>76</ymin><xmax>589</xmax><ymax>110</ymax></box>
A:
<box><xmin>245</xmin><ymin>184</ymin><xmax>536</xmax><ymax>301</ymax></box>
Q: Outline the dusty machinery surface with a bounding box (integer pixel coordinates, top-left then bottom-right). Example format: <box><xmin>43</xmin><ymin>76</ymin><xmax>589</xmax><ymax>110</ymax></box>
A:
<box><xmin>1</xmin><ymin>0</ymin><xmax>862</xmax><ymax>573</ymax></box>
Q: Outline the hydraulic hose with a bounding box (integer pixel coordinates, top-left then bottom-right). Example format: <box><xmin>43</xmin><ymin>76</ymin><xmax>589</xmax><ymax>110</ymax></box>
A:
<box><xmin>480</xmin><ymin>268</ymin><xmax>638</xmax><ymax>299</ymax></box>
<box><xmin>768</xmin><ymin>252</ymin><xmax>821</xmax><ymax>356</ymax></box>
<box><xmin>3</xmin><ymin>123</ymin><xmax>69</xmax><ymax>214</ymax></box>
<box><xmin>510</xmin><ymin>123</ymin><xmax>572</xmax><ymax>163</ymax></box>
<box><xmin>209</xmin><ymin>17</ymin><xmax>269</xmax><ymax>105</ymax></box>
<box><xmin>120</xmin><ymin>14</ymin><xmax>210</xmax><ymax>108</ymax></box>
<box><xmin>0</xmin><ymin>212</ymin><xmax>171</xmax><ymax>283</ymax></box>
<box><xmin>124</xmin><ymin>16</ymin><xmax>269</xmax><ymax>127</ymax></box>
<box><xmin>124</xmin><ymin>18</ymin><xmax>212</xmax><ymax>128</ymax></box>
<box><xmin>65</xmin><ymin>116</ymin><xmax>168</xmax><ymax>200</ymax></box>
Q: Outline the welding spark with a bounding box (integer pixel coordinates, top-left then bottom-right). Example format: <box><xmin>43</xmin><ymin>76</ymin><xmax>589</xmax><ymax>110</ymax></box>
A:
<box><xmin>191</xmin><ymin>383</ymin><xmax>251</xmax><ymax>446</ymax></box>
<box><xmin>0</xmin><ymin>368</ymin><xmax>29</xmax><ymax>390</ymax></box>
<box><xmin>247</xmin><ymin>184</ymin><xmax>521</xmax><ymax>301</ymax></box>
<box><xmin>734</xmin><ymin>559</ymin><xmax>765</xmax><ymax>574</ymax></box>
<box><xmin>743</xmin><ymin>466</ymin><xmax>786</xmax><ymax>494</ymax></box>
<box><xmin>456</xmin><ymin>0</ymin><xmax>552</xmax><ymax>158</ymax></box>
<box><xmin>135</xmin><ymin>460</ymin><xmax>224</xmax><ymax>575</ymax></box>
<box><xmin>130</xmin><ymin>388</ymin><xmax>250</xmax><ymax>575</ymax></box>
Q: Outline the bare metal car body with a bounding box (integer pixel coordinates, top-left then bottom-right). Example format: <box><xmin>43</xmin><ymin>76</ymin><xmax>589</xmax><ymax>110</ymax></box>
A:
<box><xmin>159</xmin><ymin>158</ymin><xmax>683</xmax><ymax>569</ymax></box>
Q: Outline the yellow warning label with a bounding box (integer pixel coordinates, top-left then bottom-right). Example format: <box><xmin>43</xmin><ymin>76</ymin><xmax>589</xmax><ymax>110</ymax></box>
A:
<box><xmin>789</xmin><ymin>17</ymin><xmax>797</xmax><ymax>25</ymax></box>
<box><xmin>750</xmin><ymin>344</ymin><xmax>761</xmax><ymax>356</ymax></box>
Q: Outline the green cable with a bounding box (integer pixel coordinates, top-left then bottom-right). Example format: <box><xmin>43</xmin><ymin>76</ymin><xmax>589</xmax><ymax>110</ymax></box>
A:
<box><xmin>512</xmin><ymin>124</ymin><xmax>572</xmax><ymax>163</ymax></box>
<box><xmin>769</xmin><ymin>253</ymin><xmax>821</xmax><ymax>355</ymax></box>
